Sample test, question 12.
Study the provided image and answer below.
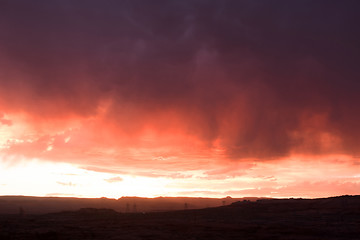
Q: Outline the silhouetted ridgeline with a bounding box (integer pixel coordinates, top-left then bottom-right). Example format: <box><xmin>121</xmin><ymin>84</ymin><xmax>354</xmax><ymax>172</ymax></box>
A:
<box><xmin>0</xmin><ymin>195</ymin><xmax>359</xmax><ymax>239</ymax></box>
<box><xmin>232</xmin><ymin>195</ymin><xmax>360</xmax><ymax>210</ymax></box>
<box><xmin>0</xmin><ymin>195</ymin><xmax>252</xmax><ymax>214</ymax></box>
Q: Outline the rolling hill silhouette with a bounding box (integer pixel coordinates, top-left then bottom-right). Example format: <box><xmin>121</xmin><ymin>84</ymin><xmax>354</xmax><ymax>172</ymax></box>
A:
<box><xmin>0</xmin><ymin>195</ymin><xmax>359</xmax><ymax>239</ymax></box>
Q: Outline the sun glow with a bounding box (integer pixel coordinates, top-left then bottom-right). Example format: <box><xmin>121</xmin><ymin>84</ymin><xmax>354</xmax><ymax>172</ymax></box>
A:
<box><xmin>0</xmin><ymin>159</ymin><xmax>170</xmax><ymax>198</ymax></box>
<box><xmin>1</xmin><ymin>154</ymin><xmax>359</xmax><ymax>199</ymax></box>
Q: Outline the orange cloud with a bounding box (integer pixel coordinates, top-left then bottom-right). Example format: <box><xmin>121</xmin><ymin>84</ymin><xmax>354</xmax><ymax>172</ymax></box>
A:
<box><xmin>1</xmin><ymin>1</ymin><xmax>360</xmax><ymax>198</ymax></box>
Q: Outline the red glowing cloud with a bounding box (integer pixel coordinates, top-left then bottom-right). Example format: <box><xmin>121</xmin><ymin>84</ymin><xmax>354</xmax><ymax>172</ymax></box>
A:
<box><xmin>0</xmin><ymin>1</ymin><xmax>360</xmax><ymax>197</ymax></box>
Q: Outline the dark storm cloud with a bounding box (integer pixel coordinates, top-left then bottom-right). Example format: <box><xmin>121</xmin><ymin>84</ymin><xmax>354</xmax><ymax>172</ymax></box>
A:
<box><xmin>1</xmin><ymin>0</ymin><xmax>360</xmax><ymax>159</ymax></box>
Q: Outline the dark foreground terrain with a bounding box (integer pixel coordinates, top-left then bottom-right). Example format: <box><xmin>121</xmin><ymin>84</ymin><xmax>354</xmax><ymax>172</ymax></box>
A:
<box><xmin>0</xmin><ymin>195</ymin><xmax>359</xmax><ymax>240</ymax></box>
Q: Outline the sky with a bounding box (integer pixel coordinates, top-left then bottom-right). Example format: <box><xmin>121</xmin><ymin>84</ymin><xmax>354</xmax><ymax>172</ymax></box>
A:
<box><xmin>0</xmin><ymin>0</ymin><xmax>360</xmax><ymax>198</ymax></box>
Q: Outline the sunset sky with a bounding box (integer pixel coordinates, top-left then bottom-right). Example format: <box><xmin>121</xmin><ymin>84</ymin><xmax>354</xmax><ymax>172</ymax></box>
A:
<box><xmin>1</xmin><ymin>1</ymin><xmax>359</xmax><ymax>198</ymax></box>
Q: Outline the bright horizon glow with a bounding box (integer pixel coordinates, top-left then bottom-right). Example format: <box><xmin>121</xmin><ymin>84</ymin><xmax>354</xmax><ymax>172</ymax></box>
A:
<box><xmin>0</xmin><ymin>159</ymin><xmax>171</xmax><ymax>198</ymax></box>
<box><xmin>1</xmin><ymin>155</ymin><xmax>359</xmax><ymax>199</ymax></box>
